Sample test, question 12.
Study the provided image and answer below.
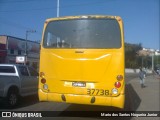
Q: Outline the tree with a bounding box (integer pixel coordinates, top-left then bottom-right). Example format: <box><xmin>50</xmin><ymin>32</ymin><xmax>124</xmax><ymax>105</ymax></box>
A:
<box><xmin>125</xmin><ymin>43</ymin><xmax>142</xmax><ymax>68</ymax></box>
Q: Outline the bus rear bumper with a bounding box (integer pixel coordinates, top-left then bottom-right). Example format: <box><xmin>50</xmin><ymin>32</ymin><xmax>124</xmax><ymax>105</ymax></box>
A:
<box><xmin>38</xmin><ymin>89</ymin><xmax>125</xmax><ymax>109</ymax></box>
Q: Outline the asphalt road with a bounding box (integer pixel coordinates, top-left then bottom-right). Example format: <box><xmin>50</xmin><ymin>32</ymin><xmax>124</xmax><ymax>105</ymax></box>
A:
<box><xmin>0</xmin><ymin>73</ymin><xmax>151</xmax><ymax>120</ymax></box>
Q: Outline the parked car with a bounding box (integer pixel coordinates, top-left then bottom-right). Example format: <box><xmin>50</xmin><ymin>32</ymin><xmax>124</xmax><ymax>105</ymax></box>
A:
<box><xmin>0</xmin><ymin>64</ymin><xmax>38</xmax><ymax>108</ymax></box>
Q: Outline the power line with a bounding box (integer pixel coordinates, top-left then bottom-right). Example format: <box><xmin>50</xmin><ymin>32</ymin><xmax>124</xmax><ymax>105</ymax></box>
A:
<box><xmin>0</xmin><ymin>7</ymin><xmax>54</xmax><ymax>13</ymax></box>
<box><xmin>0</xmin><ymin>18</ymin><xmax>42</xmax><ymax>35</ymax></box>
<box><xmin>0</xmin><ymin>1</ymin><xmax>107</xmax><ymax>13</ymax></box>
<box><xmin>0</xmin><ymin>0</ymin><xmax>47</xmax><ymax>4</ymax></box>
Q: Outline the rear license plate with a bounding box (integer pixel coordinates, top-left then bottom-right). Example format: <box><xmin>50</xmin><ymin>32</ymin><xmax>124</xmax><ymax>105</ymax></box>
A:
<box><xmin>72</xmin><ymin>82</ymin><xmax>86</xmax><ymax>87</ymax></box>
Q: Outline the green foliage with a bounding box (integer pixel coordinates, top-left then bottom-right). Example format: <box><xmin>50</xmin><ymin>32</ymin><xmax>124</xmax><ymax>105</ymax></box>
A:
<box><xmin>154</xmin><ymin>56</ymin><xmax>160</xmax><ymax>68</ymax></box>
<box><xmin>125</xmin><ymin>43</ymin><xmax>160</xmax><ymax>69</ymax></box>
<box><xmin>125</xmin><ymin>43</ymin><xmax>142</xmax><ymax>68</ymax></box>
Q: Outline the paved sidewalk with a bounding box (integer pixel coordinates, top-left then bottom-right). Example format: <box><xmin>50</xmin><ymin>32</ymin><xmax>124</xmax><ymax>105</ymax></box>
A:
<box><xmin>127</xmin><ymin>75</ymin><xmax>160</xmax><ymax>120</ymax></box>
<box><xmin>128</xmin><ymin>75</ymin><xmax>160</xmax><ymax>111</ymax></box>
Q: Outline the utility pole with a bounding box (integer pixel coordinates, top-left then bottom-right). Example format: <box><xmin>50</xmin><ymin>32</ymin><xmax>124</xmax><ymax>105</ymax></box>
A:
<box><xmin>57</xmin><ymin>0</ymin><xmax>59</xmax><ymax>17</ymax></box>
<box><xmin>25</xmin><ymin>30</ymin><xmax>36</xmax><ymax>65</ymax></box>
<box><xmin>149</xmin><ymin>49</ymin><xmax>155</xmax><ymax>71</ymax></box>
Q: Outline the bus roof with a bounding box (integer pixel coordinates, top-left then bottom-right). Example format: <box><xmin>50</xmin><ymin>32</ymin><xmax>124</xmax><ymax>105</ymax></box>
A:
<box><xmin>45</xmin><ymin>15</ymin><xmax>122</xmax><ymax>23</ymax></box>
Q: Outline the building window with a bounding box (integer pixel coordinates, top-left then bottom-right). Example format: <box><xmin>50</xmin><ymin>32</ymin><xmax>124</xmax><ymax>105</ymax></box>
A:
<box><xmin>32</xmin><ymin>62</ymin><xmax>38</xmax><ymax>70</ymax></box>
<box><xmin>28</xmin><ymin>67</ymin><xmax>38</xmax><ymax>76</ymax></box>
<box><xmin>18</xmin><ymin>50</ymin><xmax>21</xmax><ymax>55</ymax></box>
<box><xmin>10</xmin><ymin>49</ymin><xmax>14</xmax><ymax>54</ymax></box>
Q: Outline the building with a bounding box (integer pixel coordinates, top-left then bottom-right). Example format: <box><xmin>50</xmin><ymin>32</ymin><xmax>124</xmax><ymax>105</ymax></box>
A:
<box><xmin>142</xmin><ymin>48</ymin><xmax>160</xmax><ymax>56</ymax></box>
<box><xmin>0</xmin><ymin>35</ymin><xmax>40</xmax><ymax>69</ymax></box>
<box><xmin>138</xmin><ymin>48</ymin><xmax>160</xmax><ymax>70</ymax></box>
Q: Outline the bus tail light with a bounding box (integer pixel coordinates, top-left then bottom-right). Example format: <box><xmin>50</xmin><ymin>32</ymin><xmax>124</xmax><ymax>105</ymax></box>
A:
<box><xmin>112</xmin><ymin>88</ymin><xmax>118</xmax><ymax>94</ymax></box>
<box><xmin>40</xmin><ymin>72</ymin><xmax>48</xmax><ymax>90</ymax></box>
<box><xmin>40</xmin><ymin>72</ymin><xmax>45</xmax><ymax>78</ymax></box>
<box><xmin>40</xmin><ymin>72</ymin><xmax>46</xmax><ymax>84</ymax></box>
<box><xmin>115</xmin><ymin>81</ymin><xmax>121</xmax><ymax>88</ymax></box>
<box><xmin>43</xmin><ymin>84</ymin><xmax>48</xmax><ymax>90</ymax></box>
<box><xmin>117</xmin><ymin>75</ymin><xmax>123</xmax><ymax>81</ymax></box>
<box><xmin>41</xmin><ymin>78</ymin><xmax>46</xmax><ymax>84</ymax></box>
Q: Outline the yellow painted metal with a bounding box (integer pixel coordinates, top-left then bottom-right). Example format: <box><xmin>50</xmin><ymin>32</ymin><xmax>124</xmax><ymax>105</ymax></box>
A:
<box><xmin>38</xmin><ymin>15</ymin><xmax>125</xmax><ymax>108</ymax></box>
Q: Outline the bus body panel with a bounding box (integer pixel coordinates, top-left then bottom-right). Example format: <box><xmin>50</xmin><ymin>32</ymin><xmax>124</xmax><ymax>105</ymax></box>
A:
<box><xmin>39</xmin><ymin>49</ymin><xmax>124</xmax><ymax>94</ymax></box>
<box><xmin>39</xmin><ymin>89</ymin><xmax>125</xmax><ymax>108</ymax></box>
<box><xmin>39</xmin><ymin>15</ymin><xmax>125</xmax><ymax>108</ymax></box>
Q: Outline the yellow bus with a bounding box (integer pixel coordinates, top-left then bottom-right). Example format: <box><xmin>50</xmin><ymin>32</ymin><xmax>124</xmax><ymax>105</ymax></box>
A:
<box><xmin>39</xmin><ymin>15</ymin><xmax>125</xmax><ymax>108</ymax></box>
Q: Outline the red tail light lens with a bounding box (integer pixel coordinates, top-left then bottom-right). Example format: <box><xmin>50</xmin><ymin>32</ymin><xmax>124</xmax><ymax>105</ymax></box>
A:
<box><xmin>41</xmin><ymin>78</ymin><xmax>46</xmax><ymax>84</ymax></box>
<box><xmin>115</xmin><ymin>82</ymin><xmax>121</xmax><ymax>88</ymax></box>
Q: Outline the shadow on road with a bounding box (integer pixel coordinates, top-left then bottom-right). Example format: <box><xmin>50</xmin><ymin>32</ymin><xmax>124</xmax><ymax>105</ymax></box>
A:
<box><xmin>18</xmin><ymin>94</ymin><xmax>39</xmax><ymax>108</ymax></box>
<box><xmin>125</xmin><ymin>83</ymin><xmax>141</xmax><ymax>111</ymax></box>
<box><xmin>0</xmin><ymin>94</ymin><xmax>39</xmax><ymax>110</ymax></box>
<box><xmin>59</xmin><ymin>84</ymin><xmax>141</xmax><ymax>119</ymax></box>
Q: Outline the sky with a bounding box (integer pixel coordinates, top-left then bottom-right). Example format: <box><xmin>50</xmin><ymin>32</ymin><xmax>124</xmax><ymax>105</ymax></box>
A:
<box><xmin>0</xmin><ymin>0</ymin><xmax>159</xmax><ymax>50</ymax></box>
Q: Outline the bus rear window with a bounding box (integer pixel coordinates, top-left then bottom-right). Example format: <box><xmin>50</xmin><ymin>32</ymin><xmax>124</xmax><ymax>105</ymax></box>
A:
<box><xmin>0</xmin><ymin>66</ymin><xmax>16</xmax><ymax>73</ymax></box>
<box><xmin>43</xmin><ymin>19</ymin><xmax>121</xmax><ymax>49</ymax></box>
